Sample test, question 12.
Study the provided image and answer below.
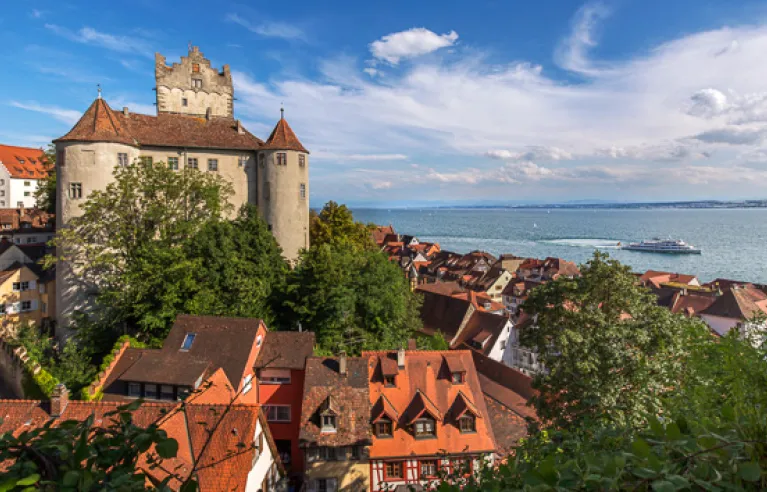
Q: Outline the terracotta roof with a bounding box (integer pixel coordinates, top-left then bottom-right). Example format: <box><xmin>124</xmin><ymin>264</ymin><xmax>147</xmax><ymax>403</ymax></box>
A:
<box><xmin>416</xmin><ymin>281</ymin><xmax>465</xmax><ymax>296</ymax></box>
<box><xmin>452</xmin><ymin>310</ymin><xmax>510</xmax><ymax>356</ymax></box>
<box><xmin>371</xmin><ymin>394</ymin><xmax>399</xmax><ymax>422</ymax></box>
<box><xmin>371</xmin><ymin>225</ymin><xmax>396</xmax><ymax>246</ymax></box>
<box><xmin>468</xmin><ymin>349</ymin><xmax>537</xmax><ymax>414</ymax></box>
<box><xmin>482</xmin><ymin>395</ymin><xmax>527</xmax><ymax>454</ymax></box>
<box><xmin>419</xmin><ymin>290</ymin><xmax>472</xmax><ymax>338</ymax></box>
<box><xmin>669</xmin><ymin>291</ymin><xmax>717</xmax><ymax>316</ymax></box>
<box><xmin>0</xmin><ymin>144</ymin><xmax>49</xmax><ymax>179</ymax></box>
<box><xmin>261</xmin><ymin>117</ymin><xmax>308</xmax><ymax>153</ymax></box>
<box><xmin>364</xmin><ymin>350</ymin><xmax>497</xmax><ymax>459</ymax></box>
<box><xmin>701</xmin><ymin>286</ymin><xmax>767</xmax><ymax>321</ymax></box>
<box><xmin>299</xmin><ymin>356</ymin><xmax>372</xmax><ymax>447</ymax></box>
<box><xmin>0</xmin><ymin>396</ymin><xmax>280</xmax><ymax>490</ymax></box>
<box><xmin>255</xmin><ymin>331</ymin><xmax>315</xmax><ymax>369</ymax></box>
<box><xmin>119</xmin><ymin>351</ymin><xmax>212</xmax><ymax>386</ymax></box>
<box><xmin>55</xmin><ymin>98</ymin><xmax>263</xmax><ymax>150</ymax></box>
<box><xmin>640</xmin><ymin>270</ymin><xmax>699</xmax><ymax>289</ymax></box>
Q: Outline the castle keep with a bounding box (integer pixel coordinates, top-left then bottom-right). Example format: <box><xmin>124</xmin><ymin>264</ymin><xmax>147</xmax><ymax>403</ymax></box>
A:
<box><xmin>54</xmin><ymin>46</ymin><xmax>309</xmax><ymax>329</ymax></box>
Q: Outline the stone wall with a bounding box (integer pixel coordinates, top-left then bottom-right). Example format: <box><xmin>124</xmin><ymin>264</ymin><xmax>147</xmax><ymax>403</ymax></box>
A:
<box><xmin>0</xmin><ymin>338</ymin><xmax>41</xmax><ymax>398</ymax></box>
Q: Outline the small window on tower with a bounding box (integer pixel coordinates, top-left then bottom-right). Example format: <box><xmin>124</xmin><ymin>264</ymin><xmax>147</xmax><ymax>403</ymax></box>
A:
<box><xmin>182</xmin><ymin>98</ymin><xmax>188</xmax><ymax>107</ymax></box>
<box><xmin>192</xmin><ymin>63</ymin><xmax>200</xmax><ymax>73</ymax></box>
<box><xmin>299</xmin><ymin>154</ymin><xmax>306</xmax><ymax>167</ymax></box>
<box><xmin>276</xmin><ymin>153</ymin><xmax>287</xmax><ymax>166</ymax></box>
<box><xmin>300</xmin><ymin>183</ymin><xmax>306</xmax><ymax>200</ymax></box>
<box><xmin>192</xmin><ymin>79</ymin><xmax>202</xmax><ymax>89</ymax></box>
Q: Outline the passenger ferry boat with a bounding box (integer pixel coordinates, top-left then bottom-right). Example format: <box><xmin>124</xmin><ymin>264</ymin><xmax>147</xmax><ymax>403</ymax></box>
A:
<box><xmin>620</xmin><ymin>238</ymin><xmax>701</xmax><ymax>254</ymax></box>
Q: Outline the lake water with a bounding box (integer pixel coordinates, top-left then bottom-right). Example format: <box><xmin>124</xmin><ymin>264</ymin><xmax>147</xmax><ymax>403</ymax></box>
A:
<box><xmin>352</xmin><ymin>208</ymin><xmax>767</xmax><ymax>284</ymax></box>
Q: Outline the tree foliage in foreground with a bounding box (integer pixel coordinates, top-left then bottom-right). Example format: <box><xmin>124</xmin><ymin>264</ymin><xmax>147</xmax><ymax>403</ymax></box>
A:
<box><xmin>0</xmin><ymin>400</ymin><xmax>187</xmax><ymax>491</ymax></box>
<box><xmin>277</xmin><ymin>243</ymin><xmax>422</xmax><ymax>354</ymax></box>
<box><xmin>521</xmin><ymin>251</ymin><xmax>707</xmax><ymax>429</ymax></box>
<box><xmin>33</xmin><ymin>143</ymin><xmax>57</xmax><ymax>214</ymax></box>
<box><xmin>310</xmin><ymin>201</ymin><xmax>376</xmax><ymax>251</ymax></box>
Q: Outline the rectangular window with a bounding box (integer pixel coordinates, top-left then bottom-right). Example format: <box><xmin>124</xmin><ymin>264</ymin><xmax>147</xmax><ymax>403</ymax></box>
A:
<box><xmin>0</xmin><ymin>304</ymin><xmax>6</xmax><ymax>315</ymax></box>
<box><xmin>321</xmin><ymin>415</ymin><xmax>337</xmax><ymax>432</ymax></box>
<box><xmin>258</xmin><ymin>369</ymin><xmax>291</xmax><ymax>384</ymax></box>
<box><xmin>452</xmin><ymin>371</ymin><xmax>465</xmax><ymax>384</ymax></box>
<box><xmin>68</xmin><ymin>183</ymin><xmax>83</xmax><ymax>199</ymax></box>
<box><xmin>128</xmin><ymin>383</ymin><xmax>141</xmax><ymax>397</ymax></box>
<box><xmin>299</xmin><ymin>154</ymin><xmax>306</xmax><ymax>167</ymax></box>
<box><xmin>118</xmin><ymin>153</ymin><xmax>129</xmax><ymax>167</ymax></box>
<box><xmin>168</xmin><ymin>157</ymin><xmax>179</xmax><ymax>170</ymax></box>
<box><xmin>300</xmin><ymin>183</ymin><xmax>306</xmax><ymax>199</ymax></box>
<box><xmin>24</xmin><ymin>181</ymin><xmax>30</xmax><ymax>186</ymax></box>
<box><xmin>0</xmin><ymin>191</ymin><xmax>4</xmax><ymax>197</ymax></box>
<box><xmin>266</xmin><ymin>405</ymin><xmax>291</xmax><ymax>422</ymax></box>
<box><xmin>182</xmin><ymin>98</ymin><xmax>188</xmax><ymax>107</ymax></box>
<box><xmin>21</xmin><ymin>281</ymin><xmax>29</xmax><ymax>291</ymax></box>
<box><xmin>42</xmin><ymin>302</ymin><xmax>47</xmax><ymax>314</ymax></box>
<box><xmin>415</xmin><ymin>418</ymin><xmax>436</xmax><ymax>438</ymax></box>
<box><xmin>12</xmin><ymin>282</ymin><xmax>20</xmax><ymax>292</ymax></box>
<box><xmin>207</xmin><ymin>159</ymin><xmax>218</xmax><ymax>171</ymax></box>
<box><xmin>180</xmin><ymin>333</ymin><xmax>196</xmax><ymax>351</ymax></box>
<box><xmin>21</xmin><ymin>301</ymin><xmax>32</xmax><ymax>311</ymax></box>
<box><xmin>238</xmin><ymin>156</ymin><xmax>247</xmax><ymax>167</ymax></box>
<box><xmin>385</xmin><ymin>462</ymin><xmax>403</xmax><ymax>479</ymax></box>
<box><xmin>144</xmin><ymin>384</ymin><xmax>158</xmax><ymax>399</ymax></box>
<box><xmin>375</xmin><ymin>419</ymin><xmax>393</xmax><ymax>437</ymax></box>
<box><xmin>420</xmin><ymin>460</ymin><xmax>437</xmax><ymax>478</ymax></box>
<box><xmin>192</xmin><ymin>78</ymin><xmax>202</xmax><ymax>89</ymax></box>
<box><xmin>160</xmin><ymin>385</ymin><xmax>174</xmax><ymax>400</ymax></box>
<box><xmin>276</xmin><ymin>153</ymin><xmax>287</xmax><ymax>166</ymax></box>
<box><xmin>187</xmin><ymin>158</ymin><xmax>198</xmax><ymax>169</ymax></box>
<box><xmin>350</xmin><ymin>446</ymin><xmax>360</xmax><ymax>460</ymax></box>
<box><xmin>24</xmin><ymin>192</ymin><xmax>30</xmax><ymax>197</ymax></box>
<box><xmin>16</xmin><ymin>202</ymin><xmax>23</xmax><ymax>208</ymax></box>
<box><xmin>384</xmin><ymin>375</ymin><xmax>396</xmax><ymax>387</ymax></box>
<box><xmin>459</xmin><ymin>416</ymin><xmax>476</xmax><ymax>433</ymax></box>
<box><xmin>139</xmin><ymin>156</ymin><xmax>153</xmax><ymax>166</ymax></box>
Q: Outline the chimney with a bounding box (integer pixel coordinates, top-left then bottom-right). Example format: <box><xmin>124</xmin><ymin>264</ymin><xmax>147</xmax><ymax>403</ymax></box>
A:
<box><xmin>682</xmin><ymin>287</ymin><xmax>687</xmax><ymax>296</ymax></box>
<box><xmin>122</xmin><ymin>107</ymin><xmax>129</xmax><ymax>116</ymax></box>
<box><xmin>407</xmin><ymin>338</ymin><xmax>417</xmax><ymax>351</ymax></box>
<box><xmin>206</xmin><ymin>107</ymin><xmax>212</xmax><ymax>120</ymax></box>
<box><xmin>50</xmin><ymin>384</ymin><xmax>69</xmax><ymax>417</ymax></box>
<box><xmin>397</xmin><ymin>347</ymin><xmax>406</xmax><ymax>369</ymax></box>
<box><xmin>236</xmin><ymin>119</ymin><xmax>244</xmax><ymax>135</ymax></box>
<box><xmin>339</xmin><ymin>351</ymin><xmax>347</xmax><ymax>376</ymax></box>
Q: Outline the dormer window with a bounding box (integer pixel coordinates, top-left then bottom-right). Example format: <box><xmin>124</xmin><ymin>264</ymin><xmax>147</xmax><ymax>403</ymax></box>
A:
<box><xmin>384</xmin><ymin>375</ymin><xmax>396</xmax><ymax>387</ymax></box>
<box><xmin>180</xmin><ymin>333</ymin><xmax>196</xmax><ymax>351</ymax></box>
<box><xmin>451</xmin><ymin>371</ymin><xmax>465</xmax><ymax>384</ymax></box>
<box><xmin>458</xmin><ymin>415</ymin><xmax>476</xmax><ymax>433</ymax></box>
<box><xmin>321</xmin><ymin>414</ymin><xmax>337</xmax><ymax>433</ymax></box>
<box><xmin>375</xmin><ymin>418</ymin><xmax>392</xmax><ymax>438</ymax></box>
<box><xmin>414</xmin><ymin>417</ymin><xmax>436</xmax><ymax>438</ymax></box>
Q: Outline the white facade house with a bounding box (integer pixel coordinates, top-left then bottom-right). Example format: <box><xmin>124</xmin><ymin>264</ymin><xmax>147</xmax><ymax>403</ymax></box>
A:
<box><xmin>246</xmin><ymin>417</ymin><xmax>286</xmax><ymax>491</ymax></box>
<box><xmin>0</xmin><ymin>144</ymin><xmax>48</xmax><ymax>209</ymax></box>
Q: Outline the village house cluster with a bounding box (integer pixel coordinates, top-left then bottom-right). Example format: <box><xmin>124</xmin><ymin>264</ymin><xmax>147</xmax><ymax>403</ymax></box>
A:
<box><xmin>0</xmin><ymin>313</ymin><xmax>534</xmax><ymax>490</ymax></box>
<box><xmin>374</xmin><ymin>225</ymin><xmax>767</xmax><ymax>376</ymax></box>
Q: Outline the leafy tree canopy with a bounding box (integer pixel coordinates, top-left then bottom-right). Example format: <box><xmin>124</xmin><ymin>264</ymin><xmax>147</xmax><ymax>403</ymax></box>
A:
<box><xmin>278</xmin><ymin>243</ymin><xmax>421</xmax><ymax>354</ymax></box>
<box><xmin>310</xmin><ymin>201</ymin><xmax>375</xmax><ymax>251</ymax></box>
<box><xmin>34</xmin><ymin>143</ymin><xmax>57</xmax><ymax>214</ymax></box>
<box><xmin>521</xmin><ymin>251</ymin><xmax>708</xmax><ymax>429</ymax></box>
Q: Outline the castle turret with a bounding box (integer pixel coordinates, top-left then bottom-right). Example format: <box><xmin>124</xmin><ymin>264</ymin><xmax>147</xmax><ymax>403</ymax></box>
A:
<box><xmin>258</xmin><ymin>110</ymin><xmax>309</xmax><ymax>262</ymax></box>
<box><xmin>155</xmin><ymin>46</ymin><xmax>234</xmax><ymax>118</ymax></box>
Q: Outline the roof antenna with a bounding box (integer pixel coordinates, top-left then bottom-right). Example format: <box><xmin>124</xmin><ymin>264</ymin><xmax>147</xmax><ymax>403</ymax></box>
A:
<box><xmin>97</xmin><ymin>84</ymin><xmax>102</xmax><ymax>99</ymax></box>
<box><xmin>280</xmin><ymin>102</ymin><xmax>284</xmax><ymax>120</ymax></box>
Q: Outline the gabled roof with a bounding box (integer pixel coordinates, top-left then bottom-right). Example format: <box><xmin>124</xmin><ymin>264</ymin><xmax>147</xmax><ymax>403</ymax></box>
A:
<box><xmin>403</xmin><ymin>389</ymin><xmax>443</xmax><ymax>423</ymax></box>
<box><xmin>0</xmin><ymin>144</ymin><xmax>49</xmax><ymax>179</ymax></box>
<box><xmin>299</xmin><ymin>356</ymin><xmax>372</xmax><ymax>447</ymax></box>
<box><xmin>262</xmin><ymin>117</ymin><xmax>308</xmax><ymax>153</ymax></box>
<box><xmin>450</xmin><ymin>390</ymin><xmax>482</xmax><ymax>419</ymax></box>
<box><xmin>56</xmin><ymin>98</ymin><xmax>263</xmax><ymax>150</ymax></box>
<box><xmin>255</xmin><ymin>331</ymin><xmax>315</xmax><ymax>370</ymax></box>
<box><xmin>371</xmin><ymin>394</ymin><xmax>399</xmax><ymax>422</ymax></box>
<box><xmin>700</xmin><ymin>286</ymin><xmax>767</xmax><ymax>321</ymax></box>
<box><xmin>118</xmin><ymin>350</ymin><xmax>212</xmax><ymax>386</ymax></box>
<box><xmin>419</xmin><ymin>289</ymin><xmax>473</xmax><ymax>338</ymax></box>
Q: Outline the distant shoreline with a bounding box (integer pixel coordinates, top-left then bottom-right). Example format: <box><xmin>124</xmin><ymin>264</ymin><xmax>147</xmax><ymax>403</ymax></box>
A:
<box><xmin>350</xmin><ymin>200</ymin><xmax>767</xmax><ymax>211</ymax></box>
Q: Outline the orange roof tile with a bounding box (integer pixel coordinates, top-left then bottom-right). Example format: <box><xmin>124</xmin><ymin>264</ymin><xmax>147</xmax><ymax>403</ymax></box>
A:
<box><xmin>0</xmin><ymin>144</ymin><xmax>49</xmax><ymax>179</ymax></box>
<box><xmin>262</xmin><ymin>116</ymin><xmax>308</xmax><ymax>153</ymax></box>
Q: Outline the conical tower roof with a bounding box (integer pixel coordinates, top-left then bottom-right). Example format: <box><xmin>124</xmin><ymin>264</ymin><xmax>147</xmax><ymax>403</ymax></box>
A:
<box><xmin>262</xmin><ymin>115</ymin><xmax>308</xmax><ymax>153</ymax></box>
<box><xmin>55</xmin><ymin>97</ymin><xmax>135</xmax><ymax>145</ymax></box>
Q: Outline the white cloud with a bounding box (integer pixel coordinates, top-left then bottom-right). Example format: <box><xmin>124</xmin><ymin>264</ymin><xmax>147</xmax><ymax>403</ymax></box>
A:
<box><xmin>485</xmin><ymin>146</ymin><xmax>573</xmax><ymax>162</ymax></box>
<box><xmin>45</xmin><ymin>24</ymin><xmax>152</xmax><ymax>58</ymax></box>
<box><xmin>555</xmin><ymin>2</ymin><xmax>613</xmax><ymax>75</ymax></box>
<box><xmin>30</xmin><ymin>9</ymin><xmax>47</xmax><ymax>19</ymax></box>
<box><xmin>9</xmin><ymin>101</ymin><xmax>81</xmax><ymax>125</ymax></box>
<box><xmin>369</xmin><ymin>28</ymin><xmax>458</xmax><ymax>64</ymax></box>
<box><xmin>366</xmin><ymin>181</ymin><xmax>393</xmax><ymax>190</ymax></box>
<box><xmin>686</xmin><ymin>88</ymin><xmax>729</xmax><ymax>118</ymax></box>
<box><xmin>226</xmin><ymin>13</ymin><xmax>304</xmax><ymax>40</ymax></box>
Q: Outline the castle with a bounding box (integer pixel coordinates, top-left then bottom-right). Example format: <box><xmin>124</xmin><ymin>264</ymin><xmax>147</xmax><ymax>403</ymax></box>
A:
<box><xmin>53</xmin><ymin>46</ymin><xmax>310</xmax><ymax>329</ymax></box>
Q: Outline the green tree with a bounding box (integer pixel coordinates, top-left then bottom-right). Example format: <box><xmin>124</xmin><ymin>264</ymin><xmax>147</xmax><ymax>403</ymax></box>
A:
<box><xmin>48</xmin><ymin>161</ymin><xmax>233</xmax><ymax>340</ymax></box>
<box><xmin>310</xmin><ymin>201</ymin><xmax>375</xmax><ymax>251</ymax></box>
<box><xmin>34</xmin><ymin>144</ymin><xmax>57</xmax><ymax>214</ymax></box>
<box><xmin>521</xmin><ymin>251</ymin><xmax>707</xmax><ymax>429</ymax></box>
<box><xmin>279</xmin><ymin>243</ymin><xmax>421</xmax><ymax>354</ymax></box>
<box><xmin>184</xmin><ymin>204</ymin><xmax>288</xmax><ymax>327</ymax></box>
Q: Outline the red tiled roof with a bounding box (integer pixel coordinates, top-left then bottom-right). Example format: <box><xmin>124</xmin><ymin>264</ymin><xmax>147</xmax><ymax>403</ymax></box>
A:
<box><xmin>701</xmin><ymin>286</ymin><xmax>767</xmax><ymax>320</ymax></box>
<box><xmin>0</xmin><ymin>144</ymin><xmax>49</xmax><ymax>179</ymax></box>
<box><xmin>55</xmin><ymin>98</ymin><xmax>263</xmax><ymax>150</ymax></box>
<box><xmin>261</xmin><ymin>117</ymin><xmax>308</xmax><ymax>153</ymax></box>
<box><xmin>364</xmin><ymin>350</ymin><xmax>497</xmax><ymax>459</ymax></box>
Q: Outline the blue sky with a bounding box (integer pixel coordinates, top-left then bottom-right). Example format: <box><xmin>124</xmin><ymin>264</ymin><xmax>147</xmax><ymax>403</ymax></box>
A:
<box><xmin>3</xmin><ymin>0</ymin><xmax>767</xmax><ymax>207</ymax></box>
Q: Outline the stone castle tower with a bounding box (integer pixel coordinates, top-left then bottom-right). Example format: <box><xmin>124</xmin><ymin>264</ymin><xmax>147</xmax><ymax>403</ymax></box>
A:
<box><xmin>53</xmin><ymin>46</ymin><xmax>309</xmax><ymax>333</ymax></box>
<box><xmin>155</xmin><ymin>46</ymin><xmax>234</xmax><ymax>118</ymax></box>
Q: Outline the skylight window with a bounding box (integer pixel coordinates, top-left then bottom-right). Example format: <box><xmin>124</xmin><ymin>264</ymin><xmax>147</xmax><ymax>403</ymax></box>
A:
<box><xmin>181</xmin><ymin>333</ymin><xmax>196</xmax><ymax>351</ymax></box>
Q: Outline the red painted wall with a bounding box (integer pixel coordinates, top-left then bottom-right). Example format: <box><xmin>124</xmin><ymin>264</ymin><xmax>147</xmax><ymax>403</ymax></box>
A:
<box><xmin>256</xmin><ymin>368</ymin><xmax>306</xmax><ymax>473</ymax></box>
